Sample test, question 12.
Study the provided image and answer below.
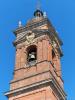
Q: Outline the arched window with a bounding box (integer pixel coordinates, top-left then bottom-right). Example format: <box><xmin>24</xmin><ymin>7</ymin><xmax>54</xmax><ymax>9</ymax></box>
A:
<box><xmin>27</xmin><ymin>45</ymin><xmax>37</xmax><ymax>64</ymax></box>
<box><xmin>52</xmin><ymin>50</ymin><xmax>56</xmax><ymax>60</ymax></box>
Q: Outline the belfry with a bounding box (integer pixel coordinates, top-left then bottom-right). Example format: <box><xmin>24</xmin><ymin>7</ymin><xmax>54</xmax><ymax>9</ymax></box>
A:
<box><xmin>5</xmin><ymin>2</ymin><xmax>66</xmax><ymax>100</ymax></box>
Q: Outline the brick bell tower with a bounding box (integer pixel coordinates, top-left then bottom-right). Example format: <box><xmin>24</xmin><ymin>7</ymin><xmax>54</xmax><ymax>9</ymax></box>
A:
<box><xmin>5</xmin><ymin>5</ymin><xmax>66</xmax><ymax>100</ymax></box>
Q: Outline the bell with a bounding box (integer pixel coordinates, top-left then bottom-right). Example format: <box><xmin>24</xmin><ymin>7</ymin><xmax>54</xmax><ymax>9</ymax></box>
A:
<box><xmin>31</xmin><ymin>54</ymin><xmax>35</xmax><ymax>59</ymax></box>
<box><xmin>29</xmin><ymin>52</ymin><xmax>35</xmax><ymax>59</ymax></box>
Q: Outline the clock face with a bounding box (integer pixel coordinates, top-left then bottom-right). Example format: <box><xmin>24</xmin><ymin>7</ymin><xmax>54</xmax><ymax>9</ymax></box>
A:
<box><xmin>26</xmin><ymin>31</ymin><xmax>35</xmax><ymax>43</ymax></box>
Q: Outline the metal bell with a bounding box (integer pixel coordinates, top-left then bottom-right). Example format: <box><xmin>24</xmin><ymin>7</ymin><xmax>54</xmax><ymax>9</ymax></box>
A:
<box><xmin>29</xmin><ymin>52</ymin><xmax>35</xmax><ymax>59</ymax></box>
<box><xmin>31</xmin><ymin>54</ymin><xmax>35</xmax><ymax>59</ymax></box>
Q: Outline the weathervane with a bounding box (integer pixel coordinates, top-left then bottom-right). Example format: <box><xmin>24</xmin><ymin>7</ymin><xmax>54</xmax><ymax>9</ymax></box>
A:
<box><xmin>36</xmin><ymin>0</ymin><xmax>41</xmax><ymax>10</ymax></box>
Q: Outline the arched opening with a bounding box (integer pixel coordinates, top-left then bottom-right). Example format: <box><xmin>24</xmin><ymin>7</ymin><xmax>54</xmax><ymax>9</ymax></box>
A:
<box><xmin>27</xmin><ymin>45</ymin><xmax>37</xmax><ymax>64</ymax></box>
<box><xmin>52</xmin><ymin>49</ymin><xmax>56</xmax><ymax>68</ymax></box>
<box><xmin>34</xmin><ymin>10</ymin><xmax>43</xmax><ymax>17</ymax></box>
<box><xmin>52</xmin><ymin>50</ymin><xmax>56</xmax><ymax>60</ymax></box>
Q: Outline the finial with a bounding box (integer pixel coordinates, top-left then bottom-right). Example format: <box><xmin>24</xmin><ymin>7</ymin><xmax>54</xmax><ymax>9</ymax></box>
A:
<box><xmin>43</xmin><ymin>12</ymin><xmax>47</xmax><ymax>18</ymax></box>
<box><xmin>18</xmin><ymin>21</ymin><xmax>22</xmax><ymax>27</ymax></box>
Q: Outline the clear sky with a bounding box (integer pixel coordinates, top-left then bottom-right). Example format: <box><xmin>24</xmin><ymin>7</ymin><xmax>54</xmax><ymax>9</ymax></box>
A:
<box><xmin>0</xmin><ymin>0</ymin><xmax>75</xmax><ymax>100</ymax></box>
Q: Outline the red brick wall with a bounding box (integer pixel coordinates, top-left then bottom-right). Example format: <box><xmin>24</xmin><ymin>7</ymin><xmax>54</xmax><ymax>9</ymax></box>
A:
<box><xmin>11</xmin><ymin>36</ymin><xmax>63</xmax><ymax>90</ymax></box>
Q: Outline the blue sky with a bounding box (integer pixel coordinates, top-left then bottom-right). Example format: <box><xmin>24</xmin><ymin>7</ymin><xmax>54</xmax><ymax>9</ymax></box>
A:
<box><xmin>0</xmin><ymin>0</ymin><xmax>75</xmax><ymax>100</ymax></box>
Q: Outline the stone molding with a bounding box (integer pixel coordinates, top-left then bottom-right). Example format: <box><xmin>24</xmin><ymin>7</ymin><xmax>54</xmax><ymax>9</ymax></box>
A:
<box><xmin>5</xmin><ymin>78</ymin><xmax>66</xmax><ymax>99</ymax></box>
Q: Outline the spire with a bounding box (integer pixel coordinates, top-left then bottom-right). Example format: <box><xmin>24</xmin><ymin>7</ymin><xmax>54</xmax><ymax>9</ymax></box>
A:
<box><xmin>36</xmin><ymin>0</ymin><xmax>41</xmax><ymax>10</ymax></box>
<box><xmin>34</xmin><ymin>0</ymin><xmax>43</xmax><ymax>17</ymax></box>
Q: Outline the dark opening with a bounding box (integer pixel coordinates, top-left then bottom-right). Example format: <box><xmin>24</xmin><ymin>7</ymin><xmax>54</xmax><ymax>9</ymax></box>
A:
<box><xmin>52</xmin><ymin>50</ymin><xmax>56</xmax><ymax>59</ymax></box>
<box><xmin>27</xmin><ymin>45</ymin><xmax>37</xmax><ymax>63</ymax></box>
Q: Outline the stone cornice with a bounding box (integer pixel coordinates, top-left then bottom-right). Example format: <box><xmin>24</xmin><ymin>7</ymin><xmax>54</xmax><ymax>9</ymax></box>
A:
<box><xmin>13</xmin><ymin>18</ymin><xmax>50</xmax><ymax>35</ymax></box>
<box><xmin>5</xmin><ymin>78</ymin><xmax>66</xmax><ymax>99</ymax></box>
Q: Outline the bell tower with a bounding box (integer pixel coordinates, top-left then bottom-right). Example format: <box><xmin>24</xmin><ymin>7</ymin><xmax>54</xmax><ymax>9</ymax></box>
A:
<box><xmin>5</xmin><ymin>4</ymin><xmax>66</xmax><ymax>100</ymax></box>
